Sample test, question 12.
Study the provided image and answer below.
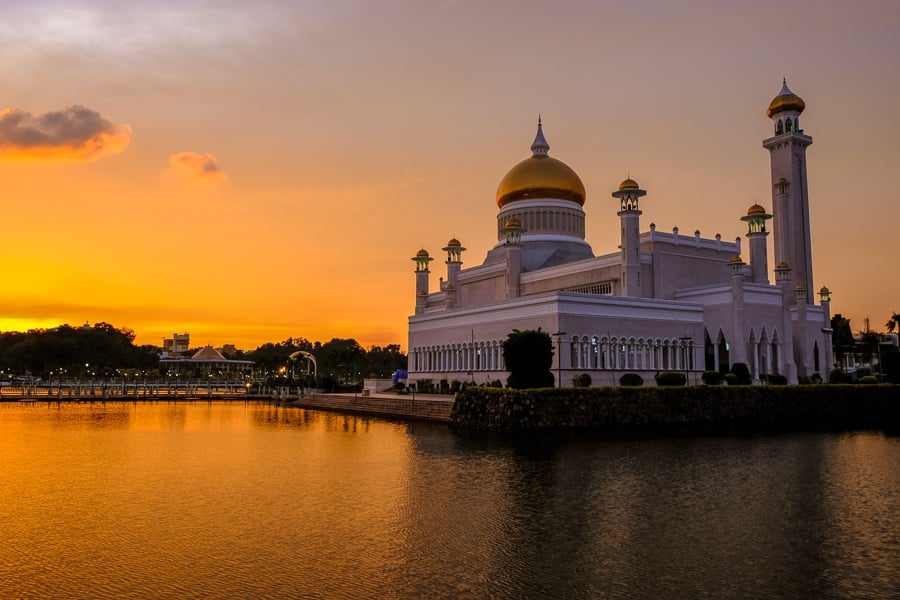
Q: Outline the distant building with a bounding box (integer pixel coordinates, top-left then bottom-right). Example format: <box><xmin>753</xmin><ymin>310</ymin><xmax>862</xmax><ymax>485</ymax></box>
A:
<box><xmin>159</xmin><ymin>345</ymin><xmax>253</xmax><ymax>378</ymax></box>
<box><xmin>407</xmin><ymin>81</ymin><xmax>832</xmax><ymax>386</ymax></box>
<box><xmin>163</xmin><ymin>333</ymin><xmax>190</xmax><ymax>354</ymax></box>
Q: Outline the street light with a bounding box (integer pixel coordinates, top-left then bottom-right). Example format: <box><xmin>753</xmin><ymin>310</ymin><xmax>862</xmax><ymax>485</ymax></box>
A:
<box><xmin>680</xmin><ymin>335</ymin><xmax>693</xmax><ymax>385</ymax></box>
<box><xmin>551</xmin><ymin>331</ymin><xmax>567</xmax><ymax>387</ymax></box>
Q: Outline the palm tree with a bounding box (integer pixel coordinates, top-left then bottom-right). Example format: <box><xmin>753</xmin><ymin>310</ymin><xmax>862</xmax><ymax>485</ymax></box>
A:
<box><xmin>886</xmin><ymin>312</ymin><xmax>900</xmax><ymax>336</ymax></box>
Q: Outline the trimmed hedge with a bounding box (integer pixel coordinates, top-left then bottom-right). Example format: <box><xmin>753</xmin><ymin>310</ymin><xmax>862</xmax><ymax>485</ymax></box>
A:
<box><xmin>450</xmin><ymin>385</ymin><xmax>900</xmax><ymax>432</ymax></box>
<box><xmin>655</xmin><ymin>371</ymin><xmax>686</xmax><ymax>386</ymax></box>
<box><xmin>619</xmin><ymin>372</ymin><xmax>644</xmax><ymax>387</ymax></box>
<box><xmin>702</xmin><ymin>371</ymin><xmax>724</xmax><ymax>385</ymax></box>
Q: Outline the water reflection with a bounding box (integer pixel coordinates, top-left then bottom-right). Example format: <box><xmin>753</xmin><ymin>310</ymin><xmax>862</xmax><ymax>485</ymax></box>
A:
<box><xmin>1</xmin><ymin>402</ymin><xmax>897</xmax><ymax>599</ymax></box>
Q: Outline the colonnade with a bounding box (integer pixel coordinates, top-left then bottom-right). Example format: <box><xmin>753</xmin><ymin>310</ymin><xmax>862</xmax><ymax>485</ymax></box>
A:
<box><xmin>411</xmin><ymin>340</ymin><xmax>505</xmax><ymax>373</ymax></box>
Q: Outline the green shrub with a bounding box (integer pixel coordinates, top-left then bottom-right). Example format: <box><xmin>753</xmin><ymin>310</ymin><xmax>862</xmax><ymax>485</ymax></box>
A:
<box><xmin>766</xmin><ymin>373</ymin><xmax>788</xmax><ymax>385</ymax></box>
<box><xmin>829</xmin><ymin>368</ymin><xmax>846</xmax><ymax>384</ymax></box>
<box><xmin>701</xmin><ymin>370</ymin><xmax>724</xmax><ymax>385</ymax></box>
<box><xmin>619</xmin><ymin>372</ymin><xmax>644</xmax><ymax>387</ymax></box>
<box><xmin>724</xmin><ymin>373</ymin><xmax>739</xmax><ymax>385</ymax></box>
<box><xmin>730</xmin><ymin>363</ymin><xmax>752</xmax><ymax>385</ymax></box>
<box><xmin>573</xmin><ymin>373</ymin><xmax>592</xmax><ymax>387</ymax></box>
<box><xmin>859</xmin><ymin>375</ymin><xmax>879</xmax><ymax>385</ymax></box>
<box><xmin>450</xmin><ymin>380</ymin><xmax>462</xmax><ymax>393</ymax></box>
<box><xmin>655</xmin><ymin>371</ymin><xmax>685</xmax><ymax>386</ymax></box>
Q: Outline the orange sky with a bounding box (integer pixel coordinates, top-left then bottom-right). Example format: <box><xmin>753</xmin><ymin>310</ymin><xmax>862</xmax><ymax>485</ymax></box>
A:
<box><xmin>2</xmin><ymin>1</ymin><xmax>899</xmax><ymax>351</ymax></box>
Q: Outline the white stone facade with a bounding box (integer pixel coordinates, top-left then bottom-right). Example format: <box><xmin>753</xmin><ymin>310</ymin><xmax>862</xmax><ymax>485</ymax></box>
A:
<box><xmin>408</xmin><ymin>83</ymin><xmax>832</xmax><ymax>386</ymax></box>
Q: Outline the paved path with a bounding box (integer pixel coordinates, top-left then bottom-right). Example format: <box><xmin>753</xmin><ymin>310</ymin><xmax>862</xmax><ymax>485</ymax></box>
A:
<box><xmin>286</xmin><ymin>392</ymin><xmax>454</xmax><ymax>423</ymax></box>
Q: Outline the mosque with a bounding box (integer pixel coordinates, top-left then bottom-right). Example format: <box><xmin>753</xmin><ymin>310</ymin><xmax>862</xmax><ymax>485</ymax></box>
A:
<box><xmin>407</xmin><ymin>82</ymin><xmax>832</xmax><ymax>386</ymax></box>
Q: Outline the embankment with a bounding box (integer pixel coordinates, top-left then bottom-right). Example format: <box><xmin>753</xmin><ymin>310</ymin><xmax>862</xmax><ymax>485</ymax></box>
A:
<box><xmin>450</xmin><ymin>385</ymin><xmax>900</xmax><ymax>433</ymax></box>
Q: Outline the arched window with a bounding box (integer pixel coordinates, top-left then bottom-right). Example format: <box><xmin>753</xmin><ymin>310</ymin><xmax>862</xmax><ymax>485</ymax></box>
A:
<box><xmin>785</xmin><ymin>117</ymin><xmax>793</xmax><ymax>132</ymax></box>
<box><xmin>776</xmin><ymin>119</ymin><xmax>784</xmax><ymax>135</ymax></box>
<box><xmin>814</xmin><ymin>342</ymin><xmax>820</xmax><ymax>373</ymax></box>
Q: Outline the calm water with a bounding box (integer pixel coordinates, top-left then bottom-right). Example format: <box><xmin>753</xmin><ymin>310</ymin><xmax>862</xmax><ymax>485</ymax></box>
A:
<box><xmin>1</xmin><ymin>401</ymin><xmax>898</xmax><ymax>600</ymax></box>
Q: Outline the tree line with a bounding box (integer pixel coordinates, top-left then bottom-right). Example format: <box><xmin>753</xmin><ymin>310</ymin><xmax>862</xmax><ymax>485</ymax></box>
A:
<box><xmin>0</xmin><ymin>323</ymin><xmax>407</xmax><ymax>386</ymax></box>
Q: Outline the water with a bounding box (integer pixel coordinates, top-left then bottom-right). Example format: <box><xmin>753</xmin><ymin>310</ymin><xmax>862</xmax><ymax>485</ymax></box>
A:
<box><xmin>1</xmin><ymin>400</ymin><xmax>898</xmax><ymax>599</ymax></box>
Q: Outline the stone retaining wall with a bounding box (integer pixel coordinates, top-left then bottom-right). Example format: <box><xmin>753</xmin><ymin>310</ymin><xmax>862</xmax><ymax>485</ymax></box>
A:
<box><xmin>450</xmin><ymin>385</ymin><xmax>900</xmax><ymax>433</ymax></box>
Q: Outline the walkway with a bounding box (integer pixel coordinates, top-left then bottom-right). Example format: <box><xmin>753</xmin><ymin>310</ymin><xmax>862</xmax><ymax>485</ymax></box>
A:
<box><xmin>287</xmin><ymin>392</ymin><xmax>454</xmax><ymax>423</ymax></box>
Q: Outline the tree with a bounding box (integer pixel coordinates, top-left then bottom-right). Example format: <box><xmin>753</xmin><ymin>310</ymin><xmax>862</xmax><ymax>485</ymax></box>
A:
<box><xmin>886</xmin><ymin>312</ymin><xmax>900</xmax><ymax>336</ymax></box>
<box><xmin>857</xmin><ymin>317</ymin><xmax>880</xmax><ymax>372</ymax></box>
<box><xmin>502</xmin><ymin>329</ymin><xmax>554</xmax><ymax>389</ymax></box>
<box><xmin>831</xmin><ymin>314</ymin><xmax>854</xmax><ymax>371</ymax></box>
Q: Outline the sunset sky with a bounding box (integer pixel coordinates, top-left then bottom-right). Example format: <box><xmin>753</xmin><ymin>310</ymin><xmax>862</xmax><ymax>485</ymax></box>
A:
<box><xmin>2</xmin><ymin>0</ymin><xmax>899</xmax><ymax>351</ymax></box>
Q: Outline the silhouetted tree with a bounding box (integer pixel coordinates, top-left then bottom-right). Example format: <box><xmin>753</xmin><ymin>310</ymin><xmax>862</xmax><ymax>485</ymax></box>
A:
<box><xmin>502</xmin><ymin>329</ymin><xmax>554</xmax><ymax>389</ymax></box>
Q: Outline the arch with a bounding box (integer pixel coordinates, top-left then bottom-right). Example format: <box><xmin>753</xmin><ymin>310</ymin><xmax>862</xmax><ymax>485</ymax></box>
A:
<box><xmin>785</xmin><ymin>117</ymin><xmax>793</xmax><ymax>132</ymax></box>
<box><xmin>776</xmin><ymin>119</ymin><xmax>784</xmax><ymax>135</ymax></box>
<box><xmin>814</xmin><ymin>342</ymin><xmax>820</xmax><ymax>373</ymax></box>
<box><xmin>716</xmin><ymin>329</ymin><xmax>730</xmax><ymax>374</ymax></box>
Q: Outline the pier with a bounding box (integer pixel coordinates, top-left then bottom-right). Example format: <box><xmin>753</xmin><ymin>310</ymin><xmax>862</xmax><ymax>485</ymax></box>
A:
<box><xmin>1</xmin><ymin>379</ymin><xmax>454</xmax><ymax>423</ymax></box>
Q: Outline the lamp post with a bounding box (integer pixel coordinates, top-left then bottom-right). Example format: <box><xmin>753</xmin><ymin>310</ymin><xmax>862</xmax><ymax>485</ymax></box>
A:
<box><xmin>551</xmin><ymin>331</ymin><xmax>567</xmax><ymax>387</ymax></box>
<box><xmin>680</xmin><ymin>335</ymin><xmax>693</xmax><ymax>385</ymax></box>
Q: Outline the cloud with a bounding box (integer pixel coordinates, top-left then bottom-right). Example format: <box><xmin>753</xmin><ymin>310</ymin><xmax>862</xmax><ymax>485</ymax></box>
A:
<box><xmin>0</xmin><ymin>105</ymin><xmax>131</xmax><ymax>162</ymax></box>
<box><xmin>167</xmin><ymin>151</ymin><xmax>228</xmax><ymax>183</ymax></box>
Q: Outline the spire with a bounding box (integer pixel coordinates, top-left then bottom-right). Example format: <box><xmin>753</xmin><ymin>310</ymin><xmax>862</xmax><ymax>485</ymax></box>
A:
<box><xmin>778</xmin><ymin>78</ymin><xmax>792</xmax><ymax>96</ymax></box>
<box><xmin>530</xmin><ymin>115</ymin><xmax>549</xmax><ymax>157</ymax></box>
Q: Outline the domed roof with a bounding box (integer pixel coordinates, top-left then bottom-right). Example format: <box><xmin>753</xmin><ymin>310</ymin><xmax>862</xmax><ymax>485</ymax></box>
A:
<box><xmin>767</xmin><ymin>79</ymin><xmax>806</xmax><ymax>118</ymax></box>
<box><xmin>415</xmin><ymin>248</ymin><xmax>429</xmax><ymax>258</ymax></box>
<box><xmin>747</xmin><ymin>203</ymin><xmax>767</xmax><ymax>216</ymax></box>
<box><xmin>730</xmin><ymin>255</ymin><xmax>744</xmax><ymax>263</ymax></box>
<box><xmin>618</xmin><ymin>177</ymin><xmax>639</xmax><ymax>190</ymax></box>
<box><xmin>496</xmin><ymin>120</ymin><xmax>586</xmax><ymax>208</ymax></box>
<box><xmin>446</xmin><ymin>238</ymin><xmax>461</xmax><ymax>247</ymax></box>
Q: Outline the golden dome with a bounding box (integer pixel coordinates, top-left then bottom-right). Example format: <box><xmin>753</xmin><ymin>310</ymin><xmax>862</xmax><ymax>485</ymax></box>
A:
<box><xmin>767</xmin><ymin>80</ymin><xmax>805</xmax><ymax>118</ymax></box>
<box><xmin>747</xmin><ymin>203</ymin><xmax>766</xmax><ymax>216</ymax></box>
<box><xmin>496</xmin><ymin>120</ymin><xmax>585</xmax><ymax>208</ymax></box>
<box><xmin>618</xmin><ymin>177</ymin><xmax>639</xmax><ymax>190</ymax></box>
<box><xmin>819</xmin><ymin>286</ymin><xmax>830</xmax><ymax>294</ymax></box>
<box><xmin>446</xmin><ymin>238</ymin><xmax>461</xmax><ymax>247</ymax></box>
<box><xmin>775</xmin><ymin>177</ymin><xmax>787</xmax><ymax>185</ymax></box>
<box><xmin>415</xmin><ymin>248</ymin><xmax>429</xmax><ymax>258</ymax></box>
<box><xmin>776</xmin><ymin>262</ymin><xmax>790</xmax><ymax>270</ymax></box>
<box><xmin>497</xmin><ymin>155</ymin><xmax>586</xmax><ymax>207</ymax></box>
<box><xmin>730</xmin><ymin>255</ymin><xmax>744</xmax><ymax>263</ymax></box>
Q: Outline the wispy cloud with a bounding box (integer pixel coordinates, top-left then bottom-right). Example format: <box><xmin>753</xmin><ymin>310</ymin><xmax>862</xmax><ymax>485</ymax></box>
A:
<box><xmin>166</xmin><ymin>151</ymin><xmax>228</xmax><ymax>183</ymax></box>
<box><xmin>0</xmin><ymin>105</ymin><xmax>131</xmax><ymax>162</ymax></box>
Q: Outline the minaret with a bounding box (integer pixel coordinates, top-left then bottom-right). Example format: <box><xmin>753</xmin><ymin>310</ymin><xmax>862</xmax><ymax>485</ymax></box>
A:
<box><xmin>412</xmin><ymin>248</ymin><xmax>432</xmax><ymax>315</ymax></box>
<box><xmin>763</xmin><ymin>80</ymin><xmax>814</xmax><ymax>303</ymax></box>
<box><xmin>611</xmin><ymin>177</ymin><xmax>646</xmax><ymax>297</ymax></box>
<box><xmin>740</xmin><ymin>203</ymin><xmax>773</xmax><ymax>284</ymax></box>
<box><xmin>442</xmin><ymin>238</ymin><xmax>465</xmax><ymax>307</ymax></box>
<box><xmin>819</xmin><ymin>286</ymin><xmax>833</xmax><ymax>377</ymax></box>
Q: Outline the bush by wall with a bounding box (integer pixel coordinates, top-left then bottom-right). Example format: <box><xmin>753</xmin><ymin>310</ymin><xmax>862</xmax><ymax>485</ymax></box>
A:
<box><xmin>619</xmin><ymin>372</ymin><xmax>644</xmax><ymax>387</ymax></box>
<box><xmin>859</xmin><ymin>375</ymin><xmax>879</xmax><ymax>384</ymax></box>
<box><xmin>724</xmin><ymin>373</ymin><xmax>738</xmax><ymax>385</ymax></box>
<box><xmin>766</xmin><ymin>374</ymin><xmax>788</xmax><ymax>385</ymax></box>
<box><xmin>573</xmin><ymin>373</ymin><xmax>592</xmax><ymax>388</ymax></box>
<box><xmin>730</xmin><ymin>363</ymin><xmax>752</xmax><ymax>385</ymax></box>
<box><xmin>655</xmin><ymin>371</ymin><xmax>686</xmax><ymax>386</ymax></box>
<box><xmin>701</xmin><ymin>371</ymin><xmax>724</xmax><ymax>385</ymax></box>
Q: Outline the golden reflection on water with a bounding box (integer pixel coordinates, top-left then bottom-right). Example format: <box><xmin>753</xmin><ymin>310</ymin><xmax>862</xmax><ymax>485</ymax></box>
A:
<box><xmin>1</xmin><ymin>401</ymin><xmax>899</xmax><ymax>599</ymax></box>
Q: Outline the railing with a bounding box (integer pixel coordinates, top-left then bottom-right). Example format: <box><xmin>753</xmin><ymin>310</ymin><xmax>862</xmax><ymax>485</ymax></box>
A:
<box><xmin>0</xmin><ymin>379</ymin><xmax>309</xmax><ymax>400</ymax></box>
